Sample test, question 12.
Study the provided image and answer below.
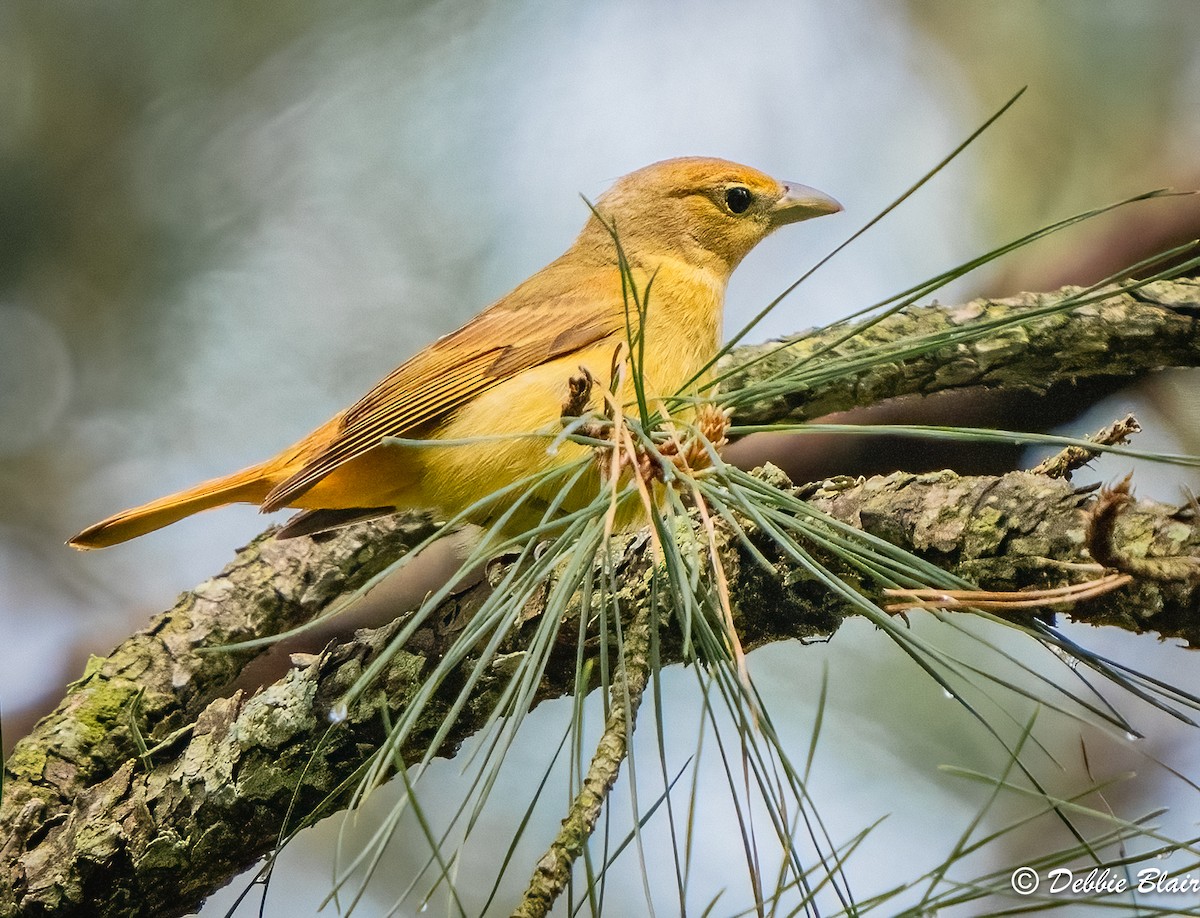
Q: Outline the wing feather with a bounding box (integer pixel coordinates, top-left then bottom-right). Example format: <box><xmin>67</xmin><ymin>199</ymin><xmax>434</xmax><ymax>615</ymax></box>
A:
<box><xmin>262</xmin><ymin>291</ymin><xmax>621</xmax><ymax>512</ymax></box>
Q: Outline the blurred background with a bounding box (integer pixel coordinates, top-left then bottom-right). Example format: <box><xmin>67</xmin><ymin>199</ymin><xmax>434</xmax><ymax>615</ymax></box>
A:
<box><xmin>2</xmin><ymin>1</ymin><xmax>1199</xmax><ymax>914</ymax></box>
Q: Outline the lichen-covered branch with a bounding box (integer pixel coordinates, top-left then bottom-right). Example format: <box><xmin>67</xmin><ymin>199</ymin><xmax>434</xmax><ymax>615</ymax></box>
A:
<box><xmin>3</xmin><ymin>467</ymin><xmax>1197</xmax><ymax>917</ymax></box>
<box><xmin>3</xmin><ymin>281</ymin><xmax>1199</xmax><ymax>917</ymax></box>
<box><xmin>3</xmin><ymin>514</ymin><xmax>438</xmax><ymax>808</ymax></box>
<box><xmin>722</xmin><ymin>279</ymin><xmax>1200</xmax><ymax>424</ymax></box>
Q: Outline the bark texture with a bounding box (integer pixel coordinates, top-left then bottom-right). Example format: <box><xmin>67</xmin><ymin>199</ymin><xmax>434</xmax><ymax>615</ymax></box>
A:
<box><xmin>723</xmin><ymin>279</ymin><xmax>1200</xmax><ymax>424</ymax></box>
<box><xmin>2</xmin><ymin>280</ymin><xmax>1198</xmax><ymax>917</ymax></box>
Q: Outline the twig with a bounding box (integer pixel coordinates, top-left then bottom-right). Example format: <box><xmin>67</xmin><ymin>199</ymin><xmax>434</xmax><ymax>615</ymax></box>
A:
<box><xmin>513</xmin><ymin>592</ymin><xmax>654</xmax><ymax>917</ymax></box>
<box><xmin>1031</xmin><ymin>414</ymin><xmax>1141</xmax><ymax>479</ymax></box>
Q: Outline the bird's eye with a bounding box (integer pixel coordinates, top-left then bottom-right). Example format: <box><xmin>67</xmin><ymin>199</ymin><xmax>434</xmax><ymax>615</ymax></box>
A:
<box><xmin>724</xmin><ymin>186</ymin><xmax>753</xmax><ymax>214</ymax></box>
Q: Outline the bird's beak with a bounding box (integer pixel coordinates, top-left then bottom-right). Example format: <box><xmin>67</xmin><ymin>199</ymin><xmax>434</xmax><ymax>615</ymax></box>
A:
<box><xmin>770</xmin><ymin>182</ymin><xmax>842</xmax><ymax>226</ymax></box>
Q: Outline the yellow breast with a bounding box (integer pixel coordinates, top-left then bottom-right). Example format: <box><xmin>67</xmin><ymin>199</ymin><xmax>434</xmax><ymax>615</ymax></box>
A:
<box><xmin>412</xmin><ymin>257</ymin><xmax>726</xmax><ymax>530</ymax></box>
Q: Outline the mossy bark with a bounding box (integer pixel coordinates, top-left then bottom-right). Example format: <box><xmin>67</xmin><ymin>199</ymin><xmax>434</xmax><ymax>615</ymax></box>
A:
<box><xmin>2</xmin><ymin>281</ymin><xmax>1198</xmax><ymax>917</ymax></box>
<box><xmin>724</xmin><ymin>279</ymin><xmax>1200</xmax><ymax>424</ymax></box>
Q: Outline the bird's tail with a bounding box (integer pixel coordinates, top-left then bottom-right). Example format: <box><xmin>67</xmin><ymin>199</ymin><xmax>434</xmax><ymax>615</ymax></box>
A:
<box><xmin>68</xmin><ymin>464</ymin><xmax>272</xmax><ymax>550</ymax></box>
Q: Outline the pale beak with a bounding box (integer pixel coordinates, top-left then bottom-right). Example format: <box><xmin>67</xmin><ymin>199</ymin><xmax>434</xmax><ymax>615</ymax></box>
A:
<box><xmin>770</xmin><ymin>182</ymin><xmax>842</xmax><ymax>226</ymax></box>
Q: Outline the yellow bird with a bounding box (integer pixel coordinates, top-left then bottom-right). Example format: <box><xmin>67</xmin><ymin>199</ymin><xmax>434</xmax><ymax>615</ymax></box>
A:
<box><xmin>69</xmin><ymin>158</ymin><xmax>840</xmax><ymax>550</ymax></box>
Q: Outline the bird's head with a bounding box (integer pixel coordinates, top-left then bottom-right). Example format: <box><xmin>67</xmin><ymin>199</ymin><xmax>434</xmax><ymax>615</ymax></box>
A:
<box><xmin>579</xmin><ymin>157</ymin><xmax>841</xmax><ymax>277</ymax></box>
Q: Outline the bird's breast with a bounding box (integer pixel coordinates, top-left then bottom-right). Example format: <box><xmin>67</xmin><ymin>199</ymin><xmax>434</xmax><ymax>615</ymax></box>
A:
<box><xmin>633</xmin><ymin>257</ymin><xmax>725</xmax><ymax>396</ymax></box>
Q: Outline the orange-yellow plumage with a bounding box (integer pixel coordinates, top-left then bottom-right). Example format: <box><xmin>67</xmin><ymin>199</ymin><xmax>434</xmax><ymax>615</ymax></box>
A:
<box><xmin>69</xmin><ymin>157</ymin><xmax>840</xmax><ymax>550</ymax></box>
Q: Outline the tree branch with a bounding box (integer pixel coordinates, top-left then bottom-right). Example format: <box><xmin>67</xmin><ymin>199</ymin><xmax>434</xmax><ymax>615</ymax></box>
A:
<box><xmin>3</xmin><ymin>280</ymin><xmax>1198</xmax><ymax>917</ymax></box>
<box><xmin>724</xmin><ymin>279</ymin><xmax>1200</xmax><ymax>424</ymax></box>
<box><xmin>513</xmin><ymin>590</ymin><xmax>653</xmax><ymax>917</ymax></box>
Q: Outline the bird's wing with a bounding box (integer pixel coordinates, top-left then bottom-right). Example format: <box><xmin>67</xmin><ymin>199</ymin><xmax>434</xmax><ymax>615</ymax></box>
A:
<box><xmin>261</xmin><ymin>291</ymin><xmax>623</xmax><ymax>511</ymax></box>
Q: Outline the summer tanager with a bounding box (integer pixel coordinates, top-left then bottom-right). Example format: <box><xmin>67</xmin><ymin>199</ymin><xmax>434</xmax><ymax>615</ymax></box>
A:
<box><xmin>69</xmin><ymin>158</ymin><xmax>840</xmax><ymax>549</ymax></box>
